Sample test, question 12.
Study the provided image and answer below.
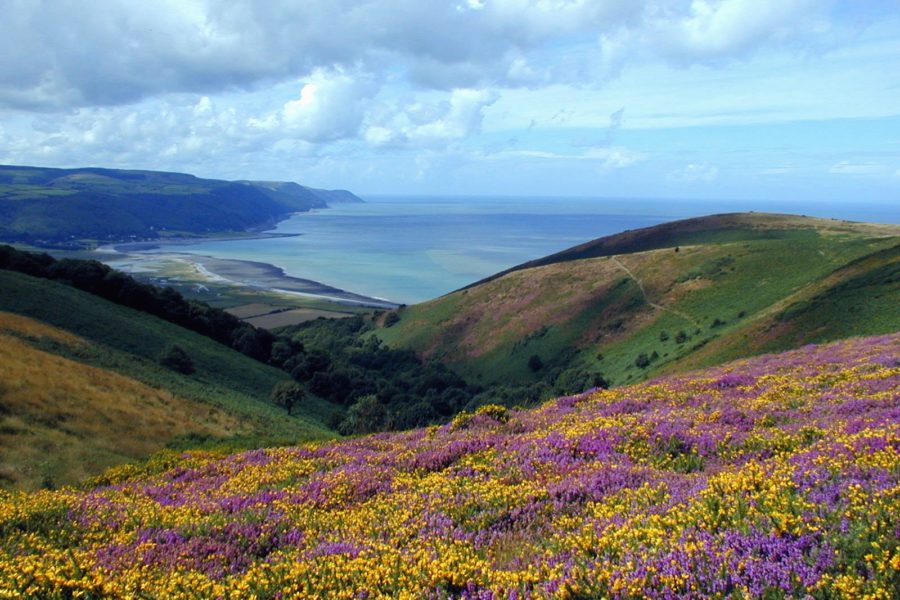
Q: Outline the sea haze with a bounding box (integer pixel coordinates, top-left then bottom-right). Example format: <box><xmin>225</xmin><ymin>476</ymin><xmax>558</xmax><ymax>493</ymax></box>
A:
<box><xmin>158</xmin><ymin>196</ymin><xmax>900</xmax><ymax>304</ymax></box>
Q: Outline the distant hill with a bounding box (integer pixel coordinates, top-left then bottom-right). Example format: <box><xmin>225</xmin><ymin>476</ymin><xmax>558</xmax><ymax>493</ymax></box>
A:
<box><xmin>0</xmin><ymin>164</ymin><xmax>362</xmax><ymax>246</ymax></box>
<box><xmin>375</xmin><ymin>213</ymin><xmax>900</xmax><ymax>393</ymax></box>
<box><xmin>0</xmin><ymin>270</ymin><xmax>339</xmax><ymax>489</ymax></box>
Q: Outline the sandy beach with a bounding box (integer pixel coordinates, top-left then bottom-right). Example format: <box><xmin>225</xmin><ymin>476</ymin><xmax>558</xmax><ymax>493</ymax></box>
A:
<box><xmin>96</xmin><ymin>242</ymin><xmax>398</xmax><ymax>309</ymax></box>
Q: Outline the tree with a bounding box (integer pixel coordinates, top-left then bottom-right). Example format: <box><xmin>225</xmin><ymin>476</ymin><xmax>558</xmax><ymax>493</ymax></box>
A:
<box><xmin>339</xmin><ymin>394</ymin><xmax>386</xmax><ymax>435</ymax></box>
<box><xmin>383</xmin><ymin>312</ymin><xmax>401</xmax><ymax>327</ymax></box>
<box><xmin>528</xmin><ymin>354</ymin><xmax>543</xmax><ymax>372</ymax></box>
<box><xmin>158</xmin><ymin>344</ymin><xmax>194</xmax><ymax>375</ymax></box>
<box><xmin>634</xmin><ymin>353</ymin><xmax>651</xmax><ymax>369</ymax></box>
<box><xmin>271</xmin><ymin>381</ymin><xmax>305</xmax><ymax>416</ymax></box>
<box><xmin>554</xmin><ymin>368</ymin><xmax>609</xmax><ymax>395</ymax></box>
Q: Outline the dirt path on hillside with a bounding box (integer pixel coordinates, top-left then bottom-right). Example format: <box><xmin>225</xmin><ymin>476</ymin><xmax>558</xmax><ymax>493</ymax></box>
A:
<box><xmin>611</xmin><ymin>256</ymin><xmax>701</xmax><ymax>328</ymax></box>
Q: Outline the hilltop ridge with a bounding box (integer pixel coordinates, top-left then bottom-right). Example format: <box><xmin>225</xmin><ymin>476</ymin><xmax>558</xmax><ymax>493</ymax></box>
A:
<box><xmin>465</xmin><ymin>212</ymin><xmax>900</xmax><ymax>289</ymax></box>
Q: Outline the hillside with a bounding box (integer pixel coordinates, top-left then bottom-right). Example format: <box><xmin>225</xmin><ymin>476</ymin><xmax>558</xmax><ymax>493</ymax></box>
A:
<box><xmin>0</xmin><ymin>312</ymin><xmax>253</xmax><ymax>491</ymax></box>
<box><xmin>0</xmin><ymin>271</ymin><xmax>338</xmax><ymax>489</ymax></box>
<box><xmin>1</xmin><ymin>333</ymin><xmax>896</xmax><ymax>597</ymax></box>
<box><xmin>0</xmin><ymin>165</ymin><xmax>361</xmax><ymax>246</ymax></box>
<box><xmin>376</xmin><ymin>213</ymin><xmax>900</xmax><ymax>391</ymax></box>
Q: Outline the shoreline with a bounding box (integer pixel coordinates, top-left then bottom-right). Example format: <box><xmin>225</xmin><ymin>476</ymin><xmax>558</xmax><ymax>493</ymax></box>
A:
<box><xmin>185</xmin><ymin>253</ymin><xmax>399</xmax><ymax>308</ymax></box>
<box><xmin>99</xmin><ymin>232</ymin><xmax>302</xmax><ymax>254</ymax></box>
<box><xmin>103</xmin><ymin>249</ymin><xmax>399</xmax><ymax>309</ymax></box>
<box><xmin>95</xmin><ymin>213</ymin><xmax>400</xmax><ymax>309</ymax></box>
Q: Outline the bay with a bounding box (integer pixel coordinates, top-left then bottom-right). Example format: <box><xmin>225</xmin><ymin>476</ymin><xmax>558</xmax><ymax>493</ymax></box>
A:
<box><xmin>152</xmin><ymin>196</ymin><xmax>900</xmax><ymax>304</ymax></box>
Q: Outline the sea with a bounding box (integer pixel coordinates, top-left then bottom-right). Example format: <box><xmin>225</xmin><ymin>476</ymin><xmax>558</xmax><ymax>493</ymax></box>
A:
<box><xmin>162</xmin><ymin>196</ymin><xmax>900</xmax><ymax>305</ymax></box>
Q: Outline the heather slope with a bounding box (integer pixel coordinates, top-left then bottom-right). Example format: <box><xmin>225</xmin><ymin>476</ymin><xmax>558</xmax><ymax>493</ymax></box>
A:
<box><xmin>0</xmin><ymin>333</ymin><xmax>897</xmax><ymax>598</ymax></box>
<box><xmin>376</xmin><ymin>213</ymin><xmax>900</xmax><ymax>390</ymax></box>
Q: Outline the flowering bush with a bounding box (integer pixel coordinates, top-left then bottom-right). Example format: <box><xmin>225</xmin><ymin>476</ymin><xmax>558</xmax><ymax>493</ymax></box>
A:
<box><xmin>1</xmin><ymin>334</ymin><xmax>898</xmax><ymax>598</ymax></box>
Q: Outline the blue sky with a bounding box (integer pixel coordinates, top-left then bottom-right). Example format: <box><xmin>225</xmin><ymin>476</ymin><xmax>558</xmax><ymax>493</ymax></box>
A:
<box><xmin>0</xmin><ymin>1</ymin><xmax>898</xmax><ymax>205</ymax></box>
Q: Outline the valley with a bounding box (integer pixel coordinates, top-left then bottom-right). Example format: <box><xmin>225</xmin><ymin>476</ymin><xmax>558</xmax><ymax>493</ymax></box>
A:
<box><xmin>2</xmin><ymin>210</ymin><xmax>897</xmax><ymax>494</ymax></box>
<box><xmin>3</xmin><ymin>5</ymin><xmax>898</xmax><ymax>597</ymax></box>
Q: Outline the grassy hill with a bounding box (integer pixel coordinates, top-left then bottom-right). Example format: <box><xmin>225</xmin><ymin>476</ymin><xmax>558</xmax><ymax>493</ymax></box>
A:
<box><xmin>0</xmin><ymin>271</ymin><xmax>338</xmax><ymax>489</ymax></box>
<box><xmin>1</xmin><ymin>333</ymin><xmax>896</xmax><ymax>597</ymax></box>
<box><xmin>0</xmin><ymin>312</ymin><xmax>254</xmax><ymax>490</ymax></box>
<box><xmin>375</xmin><ymin>213</ymin><xmax>900</xmax><ymax>391</ymax></box>
<box><xmin>0</xmin><ymin>164</ymin><xmax>361</xmax><ymax>245</ymax></box>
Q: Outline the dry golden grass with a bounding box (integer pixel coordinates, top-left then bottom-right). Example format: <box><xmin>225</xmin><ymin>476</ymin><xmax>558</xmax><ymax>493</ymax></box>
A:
<box><xmin>0</xmin><ymin>310</ymin><xmax>86</xmax><ymax>347</ymax></box>
<box><xmin>0</xmin><ymin>312</ymin><xmax>249</xmax><ymax>491</ymax></box>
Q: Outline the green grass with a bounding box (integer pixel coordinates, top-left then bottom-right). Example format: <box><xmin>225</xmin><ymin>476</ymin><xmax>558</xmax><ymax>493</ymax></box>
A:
<box><xmin>577</xmin><ymin>236</ymin><xmax>899</xmax><ymax>385</ymax></box>
<box><xmin>376</xmin><ymin>214</ymin><xmax>900</xmax><ymax>391</ymax></box>
<box><xmin>0</xmin><ymin>270</ymin><xmax>337</xmax><ymax>442</ymax></box>
<box><xmin>767</xmin><ymin>244</ymin><xmax>900</xmax><ymax>348</ymax></box>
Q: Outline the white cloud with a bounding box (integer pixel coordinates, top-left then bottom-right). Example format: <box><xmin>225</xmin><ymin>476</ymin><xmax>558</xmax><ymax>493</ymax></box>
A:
<box><xmin>0</xmin><ymin>0</ymin><xmax>850</xmax><ymax>111</ymax></box>
<box><xmin>668</xmin><ymin>163</ymin><xmax>719</xmax><ymax>182</ymax></box>
<box><xmin>363</xmin><ymin>88</ymin><xmax>499</xmax><ymax>147</ymax></box>
<box><xmin>648</xmin><ymin>0</ymin><xmax>832</xmax><ymax>62</ymax></box>
<box><xmin>586</xmin><ymin>147</ymin><xmax>646</xmax><ymax>170</ymax></box>
<box><xmin>280</xmin><ymin>70</ymin><xmax>377</xmax><ymax>142</ymax></box>
<box><xmin>760</xmin><ymin>165</ymin><xmax>796</xmax><ymax>175</ymax></box>
<box><xmin>828</xmin><ymin>161</ymin><xmax>888</xmax><ymax>176</ymax></box>
<box><xmin>487</xmin><ymin>146</ymin><xmax>645</xmax><ymax>171</ymax></box>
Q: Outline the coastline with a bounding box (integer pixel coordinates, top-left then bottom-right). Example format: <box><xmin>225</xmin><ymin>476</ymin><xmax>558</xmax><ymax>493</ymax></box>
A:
<box><xmin>94</xmin><ymin>211</ymin><xmax>400</xmax><ymax>309</ymax></box>
<box><xmin>100</xmin><ymin>231</ymin><xmax>302</xmax><ymax>254</ymax></box>
<box><xmin>101</xmin><ymin>248</ymin><xmax>398</xmax><ymax>309</ymax></box>
<box><xmin>185</xmin><ymin>254</ymin><xmax>398</xmax><ymax>308</ymax></box>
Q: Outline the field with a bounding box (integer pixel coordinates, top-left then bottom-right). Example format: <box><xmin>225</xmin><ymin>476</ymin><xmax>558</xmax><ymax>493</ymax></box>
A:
<box><xmin>376</xmin><ymin>214</ymin><xmax>900</xmax><ymax>390</ymax></box>
<box><xmin>0</xmin><ymin>333</ymin><xmax>897</xmax><ymax>598</ymax></box>
<box><xmin>226</xmin><ymin>304</ymin><xmax>357</xmax><ymax>329</ymax></box>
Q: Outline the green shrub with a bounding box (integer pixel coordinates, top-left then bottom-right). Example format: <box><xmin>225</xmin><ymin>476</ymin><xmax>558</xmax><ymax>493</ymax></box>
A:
<box><xmin>339</xmin><ymin>394</ymin><xmax>387</xmax><ymax>435</ymax></box>
<box><xmin>158</xmin><ymin>344</ymin><xmax>194</xmax><ymax>375</ymax></box>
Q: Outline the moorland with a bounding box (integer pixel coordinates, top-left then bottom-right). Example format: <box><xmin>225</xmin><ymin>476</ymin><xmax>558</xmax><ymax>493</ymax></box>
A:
<box><xmin>0</xmin><ymin>165</ymin><xmax>898</xmax><ymax>598</ymax></box>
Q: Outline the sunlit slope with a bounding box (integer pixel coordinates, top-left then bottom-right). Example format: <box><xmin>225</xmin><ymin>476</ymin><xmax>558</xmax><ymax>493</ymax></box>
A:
<box><xmin>1</xmin><ymin>333</ymin><xmax>896</xmax><ymax>598</ymax></box>
<box><xmin>0</xmin><ymin>312</ymin><xmax>252</xmax><ymax>490</ymax></box>
<box><xmin>376</xmin><ymin>213</ymin><xmax>900</xmax><ymax>387</ymax></box>
<box><xmin>0</xmin><ymin>272</ymin><xmax>336</xmax><ymax>458</ymax></box>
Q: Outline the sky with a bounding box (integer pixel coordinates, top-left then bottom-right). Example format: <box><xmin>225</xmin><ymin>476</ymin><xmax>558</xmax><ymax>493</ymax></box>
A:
<box><xmin>1</xmin><ymin>0</ymin><xmax>899</xmax><ymax>204</ymax></box>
